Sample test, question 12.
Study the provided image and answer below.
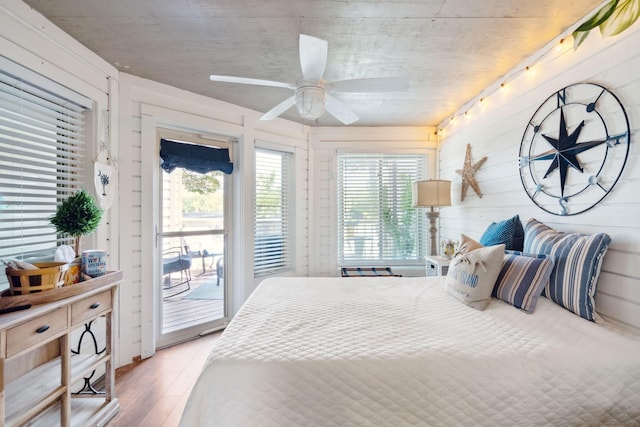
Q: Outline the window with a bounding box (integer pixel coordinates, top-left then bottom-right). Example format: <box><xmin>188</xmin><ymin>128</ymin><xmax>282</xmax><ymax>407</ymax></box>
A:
<box><xmin>337</xmin><ymin>152</ymin><xmax>426</xmax><ymax>265</ymax></box>
<box><xmin>254</xmin><ymin>147</ymin><xmax>294</xmax><ymax>276</ymax></box>
<box><xmin>0</xmin><ymin>58</ymin><xmax>90</xmax><ymax>287</ymax></box>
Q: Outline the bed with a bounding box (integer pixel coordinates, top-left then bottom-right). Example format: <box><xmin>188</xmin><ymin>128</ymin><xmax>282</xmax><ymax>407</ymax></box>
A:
<box><xmin>180</xmin><ymin>276</ymin><xmax>640</xmax><ymax>426</ymax></box>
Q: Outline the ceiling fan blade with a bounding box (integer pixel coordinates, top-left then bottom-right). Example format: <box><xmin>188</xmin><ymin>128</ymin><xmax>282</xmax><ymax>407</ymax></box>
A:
<box><xmin>299</xmin><ymin>34</ymin><xmax>328</xmax><ymax>82</ymax></box>
<box><xmin>325</xmin><ymin>94</ymin><xmax>358</xmax><ymax>125</ymax></box>
<box><xmin>259</xmin><ymin>96</ymin><xmax>296</xmax><ymax>121</ymax></box>
<box><xmin>210</xmin><ymin>75</ymin><xmax>295</xmax><ymax>89</ymax></box>
<box><xmin>330</xmin><ymin>77</ymin><xmax>409</xmax><ymax>93</ymax></box>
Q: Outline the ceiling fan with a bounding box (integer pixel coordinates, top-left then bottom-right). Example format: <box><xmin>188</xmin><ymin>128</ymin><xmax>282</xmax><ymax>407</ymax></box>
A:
<box><xmin>209</xmin><ymin>34</ymin><xmax>409</xmax><ymax>125</ymax></box>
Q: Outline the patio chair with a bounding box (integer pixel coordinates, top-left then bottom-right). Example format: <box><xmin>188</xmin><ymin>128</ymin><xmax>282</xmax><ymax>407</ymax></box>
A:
<box><xmin>202</xmin><ymin>249</ymin><xmax>224</xmax><ymax>286</ymax></box>
<box><xmin>181</xmin><ymin>236</ymin><xmax>224</xmax><ymax>284</ymax></box>
<box><xmin>162</xmin><ymin>247</ymin><xmax>192</xmax><ymax>297</ymax></box>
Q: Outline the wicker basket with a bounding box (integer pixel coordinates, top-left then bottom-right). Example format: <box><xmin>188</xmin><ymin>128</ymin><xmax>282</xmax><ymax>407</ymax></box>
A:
<box><xmin>5</xmin><ymin>262</ymin><xmax>69</xmax><ymax>295</ymax></box>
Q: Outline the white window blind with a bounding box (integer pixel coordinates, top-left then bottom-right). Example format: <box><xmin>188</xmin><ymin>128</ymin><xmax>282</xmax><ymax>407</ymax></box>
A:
<box><xmin>337</xmin><ymin>152</ymin><xmax>426</xmax><ymax>265</ymax></box>
<box><xmin>254</xmin><ymin>147</ymin><xmax>293</xmax><ymax>276</ymax></box>
<box><xmin>0</xmin><ymin>60</ymin><xmax>89</xmax><ymax>270</ymax></box>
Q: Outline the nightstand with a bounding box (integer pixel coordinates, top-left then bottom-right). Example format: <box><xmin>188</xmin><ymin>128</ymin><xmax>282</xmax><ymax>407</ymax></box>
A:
<box><xmin>425</xmin><ymin>256</ymin><xmax>451</xmax><ymax>277</ymax></box>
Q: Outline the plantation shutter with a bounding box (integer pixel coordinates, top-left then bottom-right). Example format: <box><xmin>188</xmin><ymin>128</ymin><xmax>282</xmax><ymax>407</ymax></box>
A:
<box><xmin>254</xmin><ymin>147</ymin><xmax>293</xmax><ymax>276</ymax></box>
<box><xmin>337</xmin><ymin>152</ymin><xmax>426</xmax><ymax>265</ymax></box>
<box><xmin>0</xmin><ymin>57</ymin><xmax>91</xmax><ymax>265</ymax></box>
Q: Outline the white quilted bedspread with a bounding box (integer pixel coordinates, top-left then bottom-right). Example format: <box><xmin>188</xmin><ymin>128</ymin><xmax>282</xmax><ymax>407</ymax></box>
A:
<box><xmin>180</xmin><ymin>277</ymin><xmax>640</xmax><ymax>426</ymax></box>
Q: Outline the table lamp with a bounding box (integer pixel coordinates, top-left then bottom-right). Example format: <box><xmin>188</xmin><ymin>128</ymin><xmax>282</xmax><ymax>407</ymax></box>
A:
<box><xmin>412</xmin><ymin>180</ymin><xmax>452</xmax><ymax>256</ymax></box>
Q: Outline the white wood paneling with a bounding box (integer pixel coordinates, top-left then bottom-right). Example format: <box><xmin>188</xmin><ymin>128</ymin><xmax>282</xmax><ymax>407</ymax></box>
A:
<box><xmin>1</xmin><ymin>0</ymin><xmax>125</xmax><ymax>359</ymax></box>
<box><xmin>119</xmin><ymin>74</ymin><xmax>311</xmax><ymax>358</ymax></box>
<box><xmin>7</xmin><ymin>0</ymin><xmax>639</xmax><ymax>362</ymax></box>
<box><xmin>438</xmin><ymin>22</ymin><xmax>640</xmax><ymax>330</ymax></box>
<box><xmin>0</xmin><ymin>7</ymin><xmax>111</xmax><ymax>98</ymax></box>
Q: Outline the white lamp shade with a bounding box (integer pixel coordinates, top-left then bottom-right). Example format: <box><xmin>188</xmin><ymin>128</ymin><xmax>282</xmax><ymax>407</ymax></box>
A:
<box><xmin>412</xmin><ymin>180</ymin><xmax>452</xmax><ymax>207</ymax></box>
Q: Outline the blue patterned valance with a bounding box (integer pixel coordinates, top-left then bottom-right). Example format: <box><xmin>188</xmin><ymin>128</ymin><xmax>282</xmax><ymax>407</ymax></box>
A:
<box><xmin>160</xmin><ymin>139</ymin><xmax>233</xmax><ymax>175</ymax></box>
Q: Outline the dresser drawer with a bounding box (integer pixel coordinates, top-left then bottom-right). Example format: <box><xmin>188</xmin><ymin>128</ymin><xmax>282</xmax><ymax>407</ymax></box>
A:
<box><xmin>71</xmin><ymin>290</ymin><xmax>112</xmax><ymax>325</ymax></box>
<box><xmin>6</xmin><ymin>308</ymin><xmax>67</xmax><ymax>357</ymax></box>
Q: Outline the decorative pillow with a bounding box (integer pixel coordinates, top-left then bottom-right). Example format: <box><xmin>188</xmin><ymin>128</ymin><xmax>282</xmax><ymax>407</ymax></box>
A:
<box><xmin>523</xmin><ymin>218</ymin><xmax>611</xmax><ymax>321</ymax></box>
<box><xmin>479</xmin><ymin>215</ymin><xmax>524</xmax><ymax>251</ymax></box>
<box><xmin>493</xmin><ymin>251</ymin><xmax>555</xmax><ymax>313</ymax></box>
<box><xmin>445</xmin><ymin>243</ymin><xmax>505</xmax><ymax>310</ymax></box>
<box><xmin>457</xmin><ymin>233</ymin><xmax>483</xmax><ymax>254</ymax></box>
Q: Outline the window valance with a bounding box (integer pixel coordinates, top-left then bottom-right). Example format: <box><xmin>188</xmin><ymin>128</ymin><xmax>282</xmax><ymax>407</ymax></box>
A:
<box><xmin>160</xmin><ymin>138</ymin><xmax>233</xmax><ymax>174</ymax></box>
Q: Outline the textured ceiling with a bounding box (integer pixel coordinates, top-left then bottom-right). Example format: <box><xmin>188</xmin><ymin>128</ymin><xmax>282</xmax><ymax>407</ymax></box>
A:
<box><xmin>22</xmin><ymin>0</ymin><xmax>603</xmax><ymax>126</ymax></box>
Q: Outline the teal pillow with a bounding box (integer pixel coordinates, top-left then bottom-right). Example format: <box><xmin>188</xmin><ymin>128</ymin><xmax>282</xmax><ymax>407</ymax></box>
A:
<box><xmin>479</xmin><ymin>215</ymin><xmax>524</xmax><ymax>251</ymax></box>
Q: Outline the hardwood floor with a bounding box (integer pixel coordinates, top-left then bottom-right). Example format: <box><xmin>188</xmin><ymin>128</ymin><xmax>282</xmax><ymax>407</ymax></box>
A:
<box><xmin>109</xmin><ymin>332</ymin><xmax>221</xmax><ymax>427</ymax></box>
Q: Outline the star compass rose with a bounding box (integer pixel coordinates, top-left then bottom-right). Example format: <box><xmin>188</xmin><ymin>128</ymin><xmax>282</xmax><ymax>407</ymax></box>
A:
<box><xmin>530</xmin><ymin>108</ymin><xmax>606</xmax><ymax>199</ymax></box>
<box><xmin>519</xmin><ymin>83</ymin><xmax>630</xmax><ymax>216</ymax></box>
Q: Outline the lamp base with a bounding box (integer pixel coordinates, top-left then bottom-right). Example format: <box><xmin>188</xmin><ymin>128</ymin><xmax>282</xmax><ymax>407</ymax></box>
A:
<box><xmin>426</xmin><ymin>209</ymin><xmax>440</xmax><ymax>257</ymax></box>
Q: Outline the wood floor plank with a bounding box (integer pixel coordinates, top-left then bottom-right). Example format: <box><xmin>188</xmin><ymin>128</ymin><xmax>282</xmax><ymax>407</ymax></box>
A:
<box><xmin>110</xmin><ymin>332</ymin><xmax>220</xmax><ymax>427</ymax></box>
<box><xmin>137</xmin><ymin>395</ymin><xmax>179</xmax><ymax>427</ymax></box>
<box><xmin>161</xmin><ymin>393</ymin><xmax>192</xmax><ymax>427</ymax></box>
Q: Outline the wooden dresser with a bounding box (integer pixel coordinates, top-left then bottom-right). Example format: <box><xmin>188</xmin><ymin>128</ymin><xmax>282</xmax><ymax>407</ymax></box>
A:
<box><xmin>0</xmin><ymin>271</ymin><xmax>122</xmax><ymax>426</ymax></box>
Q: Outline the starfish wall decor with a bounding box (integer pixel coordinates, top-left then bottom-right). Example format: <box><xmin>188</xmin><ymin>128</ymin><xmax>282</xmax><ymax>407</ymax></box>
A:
<box><xmin>455</xmin><ymin>144</ymin><xmax>487</xmax><ymax>202</ymax></box>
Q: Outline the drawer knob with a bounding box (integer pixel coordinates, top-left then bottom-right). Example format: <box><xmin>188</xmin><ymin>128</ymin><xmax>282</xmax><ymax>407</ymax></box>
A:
<box><xmin>36</xmin><ymin>325</ymin><xmax>50</xmax><ymax>334</ymax></box>
<box><xmin>90</xmin><ymin>302</ymin><xmax>101</xmax><ymax>309</ymax></box>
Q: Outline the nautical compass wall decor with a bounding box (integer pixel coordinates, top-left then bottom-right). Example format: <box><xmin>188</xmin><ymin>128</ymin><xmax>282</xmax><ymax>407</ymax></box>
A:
<box><xmin>519</xmin><ymin>82</ymin><xmax>630</xmax><ymax>216</ymax></box>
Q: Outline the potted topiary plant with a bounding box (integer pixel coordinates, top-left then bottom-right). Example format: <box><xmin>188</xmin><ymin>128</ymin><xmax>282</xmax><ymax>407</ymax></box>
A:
<box><xmin>50</xmin><ymin>189</ymin><xmax>103</xmax><ymax>257</ymax></box>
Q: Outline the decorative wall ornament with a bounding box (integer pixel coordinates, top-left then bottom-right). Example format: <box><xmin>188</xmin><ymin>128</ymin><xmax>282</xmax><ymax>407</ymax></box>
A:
<box><xmin>455</xmin><ymin>144</ymin><xmax>487</xmax><ymax>201</ymax></box>
<box><xmin>94</xmin><ymin>160</ymin><xmax>115</xmax><ymax>209</ymax></box>
<box><xmin>519</xmin><ymin>82</ymin><xmax>630</xmax><ymax>216</ymax></box>
<box><xmin>93</xmin><ymin>110</ymin><xmax>117</xmax><ymax>210</ymax></box>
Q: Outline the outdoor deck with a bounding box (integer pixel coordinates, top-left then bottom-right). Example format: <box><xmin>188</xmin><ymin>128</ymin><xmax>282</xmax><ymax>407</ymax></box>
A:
<box><xmin>162</xmin><ymin>267</ymin><xmax>225</xmax><ymax>334</ymax></box>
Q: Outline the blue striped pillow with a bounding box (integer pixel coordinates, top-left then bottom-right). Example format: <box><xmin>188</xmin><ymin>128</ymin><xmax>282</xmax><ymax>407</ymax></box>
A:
<box><xmin>493</xmin><ymin>251</ymin><xmax>555</xmax><ymax>313</ymax></box>
<box><xmin>523</xmin><ymin>219</ymin><xmax>611</xmax><ymax>321</ymax></box>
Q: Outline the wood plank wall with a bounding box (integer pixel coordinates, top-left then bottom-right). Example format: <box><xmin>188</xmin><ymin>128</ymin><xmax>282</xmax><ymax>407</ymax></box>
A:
<box><xmin>438</xmin><ymin>23</ymin><xmax>640</xmax><ymax>330</ymax></box>
<box><xmin>5</xmin><ymin>0</ymin><xmax>638</xmax><ymax>363</ymax></box>
<box><xmin>119</xmin><ymin>75</ymin><xmax>311</xmax><ymax>359</ymax></box>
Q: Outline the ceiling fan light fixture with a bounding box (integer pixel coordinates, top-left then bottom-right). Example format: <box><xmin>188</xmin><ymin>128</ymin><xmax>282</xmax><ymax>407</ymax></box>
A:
<box><xmin>295</xmin><ymin>85</ymin><xmax>326</xmax><ymax>120</ymax></box>
<box><xmin>210</xmin><ymin>35</ymin><xmax>403</xmax><ymax>125</ymax></box>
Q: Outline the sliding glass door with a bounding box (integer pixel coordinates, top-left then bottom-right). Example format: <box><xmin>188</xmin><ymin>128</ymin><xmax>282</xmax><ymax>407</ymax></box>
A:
<box><xmin>157</xmin><ymin>137</ymin><xmax>230</xmax><ymax>348</ymax></box>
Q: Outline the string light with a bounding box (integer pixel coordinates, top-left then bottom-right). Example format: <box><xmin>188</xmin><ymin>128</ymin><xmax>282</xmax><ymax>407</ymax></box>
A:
<box><xmin>436</xmin><ymin>30</ymin><xmax>580</xmax><ymax>137</ymax></box>
<box><xmin>525</xmin><ymin>65</ymin><xmax>534</xmax><ymax>77</ymax></box>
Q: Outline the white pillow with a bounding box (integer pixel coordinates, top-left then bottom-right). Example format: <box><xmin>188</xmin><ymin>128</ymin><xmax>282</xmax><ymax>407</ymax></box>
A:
<box><xmin>445</xmin><ymin>243</ymin><xmax>505</xmax><ymax>310</ymax></box>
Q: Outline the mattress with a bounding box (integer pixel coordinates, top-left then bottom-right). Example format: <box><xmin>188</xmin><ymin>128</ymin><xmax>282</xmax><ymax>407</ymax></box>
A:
<box><xmin>180</xmin><ymin>276</ymin><xmax>640</xmax><ymax>426</ymax></box>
